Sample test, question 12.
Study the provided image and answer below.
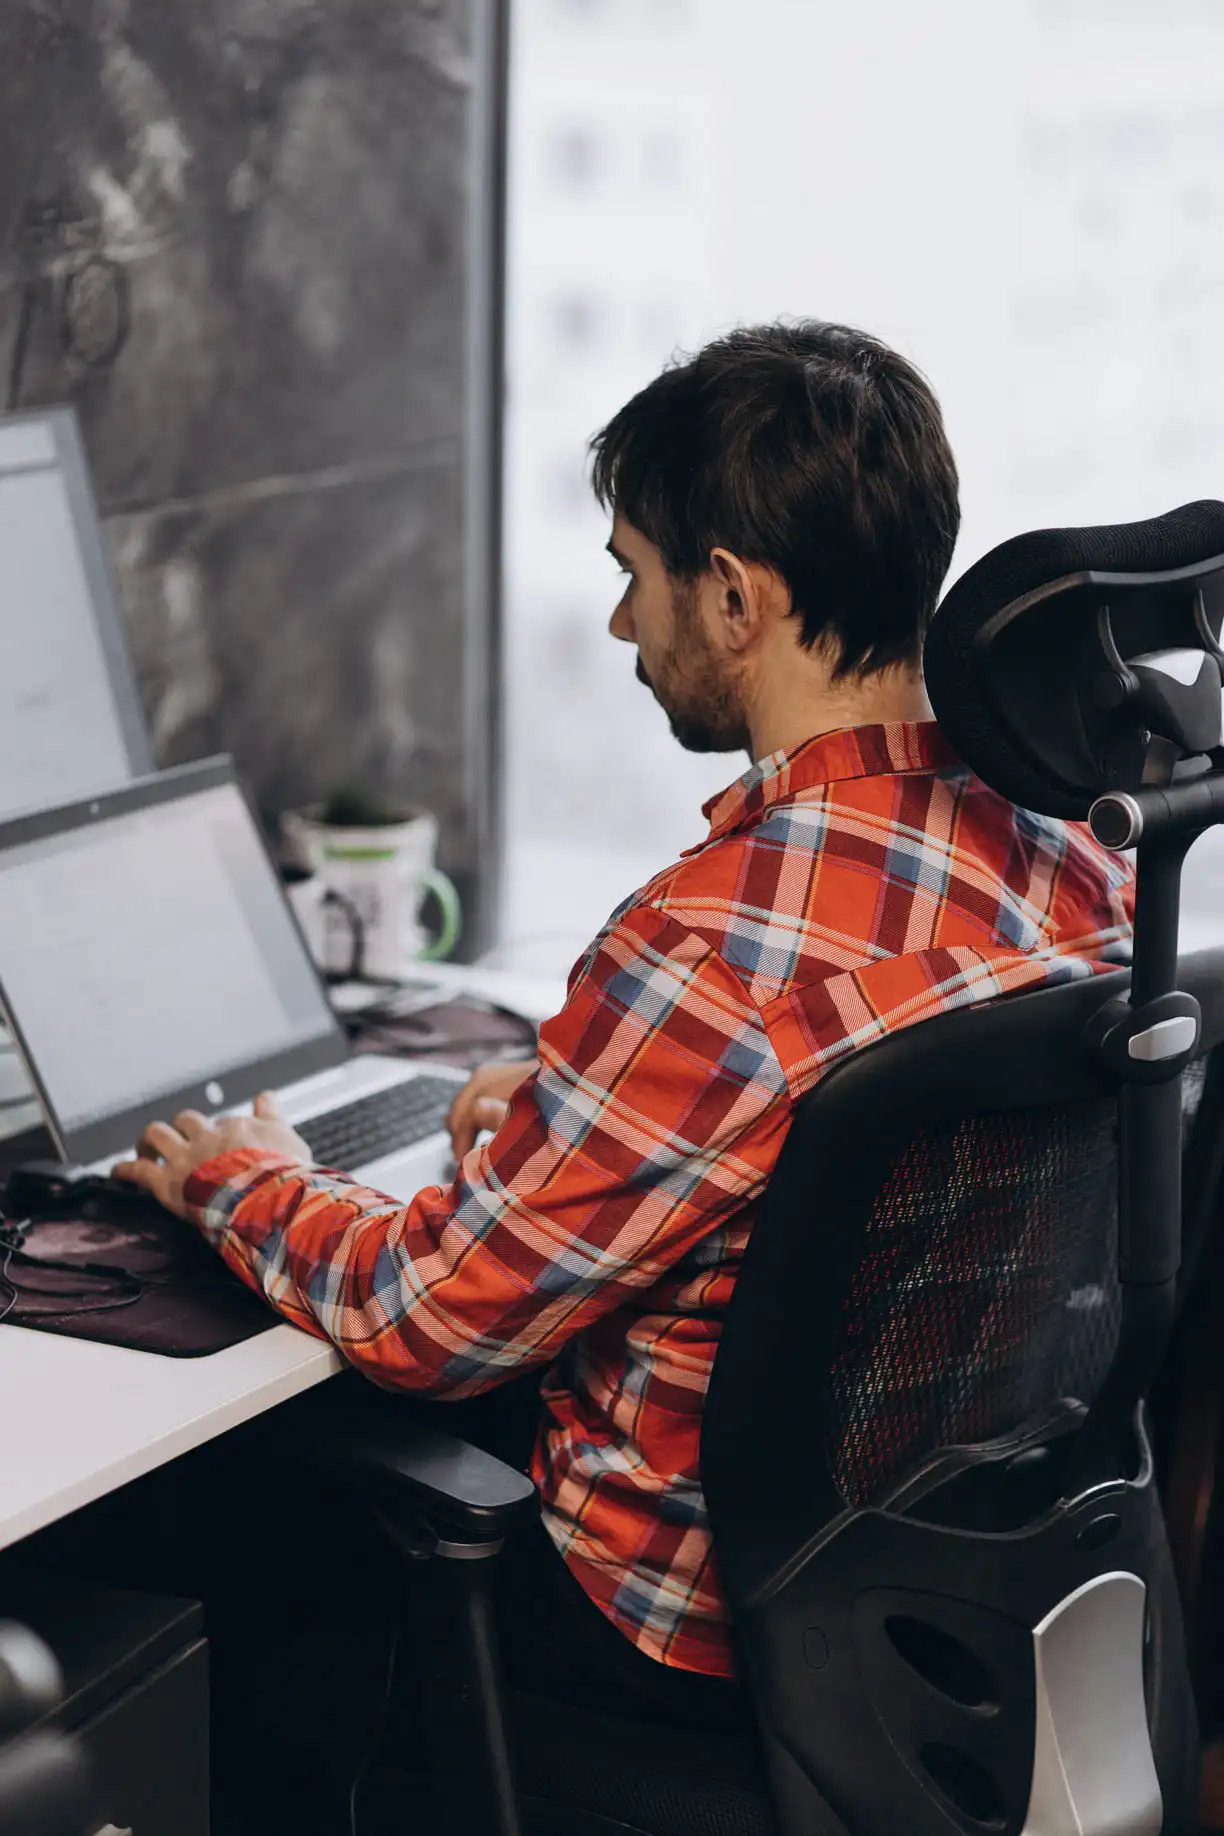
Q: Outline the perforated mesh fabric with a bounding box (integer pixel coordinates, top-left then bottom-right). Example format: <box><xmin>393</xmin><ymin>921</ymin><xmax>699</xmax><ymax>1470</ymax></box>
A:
<box><xmin>938</xmin><ymin>501</ymin><xmax>1224</xmax><ymax>637</ymax></box>
<box><xmin>827</xmin><ymin>1099</ymin><xmax>1120</xmax><ymax>1506</ymax></box>
<box><xmin>1182</xmin><ymin>1054</ymin><xmax>1208</xmax><ymax>1146</ymax></box>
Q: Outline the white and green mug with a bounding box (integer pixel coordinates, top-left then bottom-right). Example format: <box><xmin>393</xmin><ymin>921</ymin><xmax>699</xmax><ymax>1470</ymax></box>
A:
<box><xmin>283</xmin><ymin>806</ymin><xmax>462</xmax><ymax>980</ymax></box>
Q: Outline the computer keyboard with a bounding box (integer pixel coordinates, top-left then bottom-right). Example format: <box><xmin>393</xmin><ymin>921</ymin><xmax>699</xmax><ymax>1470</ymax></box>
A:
<box><xmin>296</xmin><ymin>1077</ymin><xmax>457</xmax><ymax>1172</ymax></box>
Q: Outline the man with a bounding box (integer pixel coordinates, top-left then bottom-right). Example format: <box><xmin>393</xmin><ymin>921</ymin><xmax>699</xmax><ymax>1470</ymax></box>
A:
<box><xmin>116</xmin><ymin>323</ymin><xmax>1133</xmax><ymax>1718</ymax></box>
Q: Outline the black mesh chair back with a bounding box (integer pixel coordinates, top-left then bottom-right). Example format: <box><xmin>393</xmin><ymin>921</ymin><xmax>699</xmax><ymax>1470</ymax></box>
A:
<box><xmin>698</xmin><ymin>499</ymin><xmax>1224</xmax><ymax>1836</ymax></box>
<box><xmin>704</xmin><ymin>955</ymin><xmax>1224</xmax><ymax>1836</ymax></box>
<box><xmin>826</xmin><ymin>1098</ymin><xmax>1121</xmax><ymax>1512</ymax></box>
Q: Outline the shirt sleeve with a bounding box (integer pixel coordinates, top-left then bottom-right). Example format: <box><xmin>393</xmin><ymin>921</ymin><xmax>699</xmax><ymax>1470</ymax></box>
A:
<box><xmin>182</xmin><ymin>904</ymin><xmax>792</xmax><ymax>1395</ymax></box>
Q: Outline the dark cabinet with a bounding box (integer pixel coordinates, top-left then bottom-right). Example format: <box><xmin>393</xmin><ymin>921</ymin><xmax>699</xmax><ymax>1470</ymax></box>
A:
<box><xmin>0</xmin><ymin>1574</ymin><xmax>208</xmax><ymax>1836</ymax></box>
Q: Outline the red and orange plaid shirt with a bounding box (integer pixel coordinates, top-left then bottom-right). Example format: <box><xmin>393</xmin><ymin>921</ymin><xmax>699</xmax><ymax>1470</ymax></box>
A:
<box><xmin>184</xmin><ymin>723</ymin><xmax>1133</xmax><ymax>1678</ymax></box>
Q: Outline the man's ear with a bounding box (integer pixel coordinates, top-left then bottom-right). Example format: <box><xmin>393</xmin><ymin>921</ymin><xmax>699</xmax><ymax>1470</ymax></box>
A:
<box><xmin>708</xmin><ymin>548</ymin><xmax>790</xmax><ymax>654</ymax></box>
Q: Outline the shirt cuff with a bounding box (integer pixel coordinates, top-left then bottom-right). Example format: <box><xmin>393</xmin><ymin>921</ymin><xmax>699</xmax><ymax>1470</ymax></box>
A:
<box><xmin>183</xmin><ymin>1147</ymin><xmax>307</xmax><ymax>1247</ymax></box>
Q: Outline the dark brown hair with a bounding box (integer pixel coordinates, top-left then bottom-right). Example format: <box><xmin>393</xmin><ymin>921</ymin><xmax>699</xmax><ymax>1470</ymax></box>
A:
<box><xmin>591</xmin><ymin>321</ymin><xmax>961</xmax><ymax>676</ymax></box>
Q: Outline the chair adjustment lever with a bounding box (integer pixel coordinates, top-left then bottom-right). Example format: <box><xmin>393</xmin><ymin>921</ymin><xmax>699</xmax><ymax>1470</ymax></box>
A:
<box><xmin>1084</xmin><ymin>992</ymin><xmax>1202</xmax><ymax>1084</ymax></box>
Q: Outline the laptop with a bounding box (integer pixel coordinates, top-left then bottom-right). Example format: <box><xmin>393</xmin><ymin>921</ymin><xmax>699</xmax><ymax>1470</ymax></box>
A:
<box><xmin>0</xmin><ymin>408</ymin><xmax>454</xmax><ymax>1138</ymax></box>
<box><xmin>0</xmin><ymin>405</ymin><xmax>154</xmax><ymax>821</ymax></box>
<box><xmin>0</xmin><ymin>758</ymin><xmax>466</xmax><ymax>1198</ymax></box>
<box><xmin>0</xmin><ymin>406</ymin><xmax>159</xmax><ymax>1131</ymax></box>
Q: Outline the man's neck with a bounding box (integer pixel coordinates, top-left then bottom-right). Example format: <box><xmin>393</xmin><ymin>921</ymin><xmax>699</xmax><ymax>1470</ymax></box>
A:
<box><xmin>747</xmin><ymin>664</ymin><xmax>933</xmax><ymax>763</ymax></box>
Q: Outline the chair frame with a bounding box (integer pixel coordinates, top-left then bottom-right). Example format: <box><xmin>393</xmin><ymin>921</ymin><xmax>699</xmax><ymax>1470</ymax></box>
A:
<box><xmin>703</xmin><ymin>952</ymin><xmax>1224</xmax><ymax>1836</ymax></box>
<box><xmin>289</xmin><ymin>955</ymin><xmax>1224</xmax><ymax>1836</ymax></box>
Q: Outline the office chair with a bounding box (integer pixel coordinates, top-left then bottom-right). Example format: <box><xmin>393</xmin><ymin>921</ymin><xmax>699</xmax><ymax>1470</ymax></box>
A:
<box><xmin>0</xmin><ymin>1622</ymin><xmax>91</xmax><ymax>1836</ymax></box>
<box><xmin>306</xmin><ymin>501</ymin><xmax>1224</xmax><ymax>1836</ymax></box>
<box><xmin>1161</xmin><ymin>1046</ymin><xmax>1224</xmax><ymax>1822</ymax></box>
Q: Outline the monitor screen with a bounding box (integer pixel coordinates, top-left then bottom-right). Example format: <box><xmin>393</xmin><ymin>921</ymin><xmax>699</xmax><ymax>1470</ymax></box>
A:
<box><xmin>0</xmin><ymin>408</ymin><xmax>152</xmax><ymax>820</ymax></box>
<box><xmin>0</xmin><ymin>765</ymin><xmax>344</xmax><ymax>1160</ymax></box>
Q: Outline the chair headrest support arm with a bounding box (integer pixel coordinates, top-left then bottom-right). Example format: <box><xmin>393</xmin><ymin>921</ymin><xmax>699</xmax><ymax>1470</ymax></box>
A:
<box><xmin>925</xmin><ymin>505</ymin><xmax>1224</xmax><ymax>1497</ymax></box>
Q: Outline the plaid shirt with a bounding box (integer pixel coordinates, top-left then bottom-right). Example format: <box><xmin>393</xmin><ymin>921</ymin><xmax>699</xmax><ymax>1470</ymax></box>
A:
<box><xmin>185</xmin><ymin>723</ymin><xmax>1133</xmax><ymax>1678</ymax></box>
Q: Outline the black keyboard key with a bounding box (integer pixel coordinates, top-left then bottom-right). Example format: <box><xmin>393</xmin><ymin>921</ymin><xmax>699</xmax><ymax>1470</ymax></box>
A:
<box><xmin>297</xmin><ymin>1077</ymin><xmax>457</xmax><ymax>1172</ymax></box>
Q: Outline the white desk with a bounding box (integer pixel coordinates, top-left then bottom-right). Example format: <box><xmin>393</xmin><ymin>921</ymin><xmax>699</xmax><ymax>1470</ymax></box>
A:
<box><xmin>0</xmin><ymin>964</ymin><xmax>566</xmax><ymax>1555</ymax></box>
<box><xmin>0</xmin><ymin>1324</ymin><xmax>343</xmax><ymax>1551</ymax></box>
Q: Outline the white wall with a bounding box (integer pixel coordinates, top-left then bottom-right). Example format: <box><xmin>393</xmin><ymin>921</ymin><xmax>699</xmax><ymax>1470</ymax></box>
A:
<box><xmin>501</xmin><ymin>0</ymin><xmax>1224</xmax><ymax>974</ymax></box>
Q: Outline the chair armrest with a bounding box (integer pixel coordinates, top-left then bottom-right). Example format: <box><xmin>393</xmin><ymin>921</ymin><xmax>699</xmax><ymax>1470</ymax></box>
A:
<box><xmin>258</xmin><ymin>1380</ymin><xmax>540</xmax><ymax>1547</ymax></box>
<box><xmin>336</xmin><ymin>1419</ymin><xmax>538</xmax><ymax>1532</ymax></box>
<box><xmin>306</xmin><ymin>1413</ymin><xmax>539</xmax><ymax>1545</ymax></box>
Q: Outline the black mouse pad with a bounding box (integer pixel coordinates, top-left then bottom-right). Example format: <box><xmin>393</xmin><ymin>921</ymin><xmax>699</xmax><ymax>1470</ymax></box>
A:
<box><xmin>0</xmin><ymin>1003</ymin><xmax>540</xmax><ymax>1357</ymax></box>
<box><xmin>0</xmin><ymin>1194</ymin><xmax>276</xmax><ymax>1357</ymax></box>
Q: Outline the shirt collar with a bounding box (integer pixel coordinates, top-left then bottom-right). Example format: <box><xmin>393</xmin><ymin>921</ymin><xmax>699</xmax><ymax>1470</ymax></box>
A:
<box><xmin>695</xmin><ymin>721</ymin><xmax>961</xmax><ymax>848</ymax></box>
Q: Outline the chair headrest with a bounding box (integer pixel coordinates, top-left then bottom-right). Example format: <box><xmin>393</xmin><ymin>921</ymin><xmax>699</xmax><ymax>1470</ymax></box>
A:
<box><xmin>925</xmin><ymin>502</ymin><xmax>1224</xmax><ymax>818</ymax></box>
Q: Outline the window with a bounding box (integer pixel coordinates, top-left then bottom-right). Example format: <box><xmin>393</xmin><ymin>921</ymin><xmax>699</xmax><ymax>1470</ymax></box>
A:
<box><xmin>500</xmin><ymin>0</ymin><xmax>1224</xmax><ymax>973</ymax></box>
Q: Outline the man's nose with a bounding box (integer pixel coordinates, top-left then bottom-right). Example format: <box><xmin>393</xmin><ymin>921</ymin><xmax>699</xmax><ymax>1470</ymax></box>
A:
<box><xmin>609</xmin><ymin>601</ymin><xmax>634</xmax><ymax>643</ymax></box>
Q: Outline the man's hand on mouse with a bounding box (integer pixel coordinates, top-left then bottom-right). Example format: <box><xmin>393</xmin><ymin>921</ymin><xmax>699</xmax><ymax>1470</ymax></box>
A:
<box><xmin>447</xmin><ymin>1057</ymin><xmax>538</xmax><ymax>1159</ymax></box>
<box><xmin>112</xmin><ymin>1094</ymin><xmax>311</xmax><ymax>1221</ymax></box>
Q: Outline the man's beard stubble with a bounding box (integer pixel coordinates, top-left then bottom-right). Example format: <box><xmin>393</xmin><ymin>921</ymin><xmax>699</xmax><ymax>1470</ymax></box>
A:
<box><xmin>635</xmin><ymin>589</ymin><xmax>750</xmax><ymax>756</ymax></box>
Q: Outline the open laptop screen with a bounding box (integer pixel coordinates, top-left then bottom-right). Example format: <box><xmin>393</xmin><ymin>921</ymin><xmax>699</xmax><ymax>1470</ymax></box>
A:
<box><xmin>0</xmin><ymin>760</ymin><xmax>346</xmax><ymax>1164</ymax></box>
<box><xmin>0</xmin><ymin>408</ymin><xmax>153</xmax><ymax>817</ymax></box>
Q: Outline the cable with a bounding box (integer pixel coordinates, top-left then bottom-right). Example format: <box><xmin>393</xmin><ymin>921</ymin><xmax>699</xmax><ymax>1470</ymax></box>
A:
<box><xmin>0</xmin><ymin>1214</ymin><xmax>237</xmax><ymax>1328</ymax></box>
<box><xmin>0</xmin><ymin>1221</ymin><xmax>145</xmax><ymax>1325</ymax></box>
<box><xmin>0</xmin><ymin>1261</ymin><xmax>145</xmax><ymax>1325</ymax></box>
<box><xmin>0</xmin><ymin>1234</ymin><xmax>27</xmax><ymax>1327</ymax></box>
<box><xmin>348</xmin><ymin>1622</ymin><xmax>401</xmax><ymax>1836</ymax></box>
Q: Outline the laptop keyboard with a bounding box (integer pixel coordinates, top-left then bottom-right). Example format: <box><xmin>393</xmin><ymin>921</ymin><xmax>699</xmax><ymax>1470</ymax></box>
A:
<box><xmin>296</xmin><ymin>1077</ymin><xmax>457</xmax><ymax>1173</ymax></box>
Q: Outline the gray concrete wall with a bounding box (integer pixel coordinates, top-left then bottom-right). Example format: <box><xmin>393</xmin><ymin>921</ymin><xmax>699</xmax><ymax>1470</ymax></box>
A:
<box><xmin>0</xmin><ymin>0</ymin><xmax>500</xmax><ymax>950</ymax></box>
